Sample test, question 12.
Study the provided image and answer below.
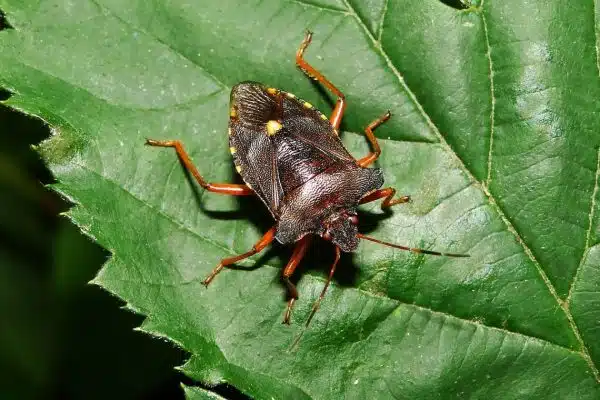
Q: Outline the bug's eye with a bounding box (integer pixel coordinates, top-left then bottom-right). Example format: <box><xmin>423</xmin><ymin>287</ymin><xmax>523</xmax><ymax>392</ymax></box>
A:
<box><xmin>323</xmin><ymin>231</ymin><xmax>332</xmax><ymax>241</ymax></box>
<box><xmin>348</xmin><ymin>215</ymin><xmax>358</xmax><ymax>225</ymax></box>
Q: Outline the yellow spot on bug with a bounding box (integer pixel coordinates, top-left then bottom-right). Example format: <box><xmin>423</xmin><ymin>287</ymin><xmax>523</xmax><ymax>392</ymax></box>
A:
<box><xmin>230</xmin><ymin>107</ymin><xmax>237</xmax><ymax>118</ymax></box>
<box><xmin>266</xmin><ymin>120</ymin><xmax>283</xmax><ymax>136</ymax></box>
<box><xmin>246</xmin><ymin>183</ymin><xmax>253</xmax><ymax>189</ymax></box>
<box><xmin>303</xmin><ymin>101</ymin><xmax>313</xmax><ymax>109</ymax></box>
<box><xmin>286</xmin><ymin>92</ymin><xmax>296</xmax><ymax>99</ymax></box>
<box><xmin>228</xmin><ymin>127</ymin><xmax>232</xmax><ymax>136</ymax></box>
<box><xmin>266</xmin><ymin>87</ymin><xmax>277</xmax><ymax>95</ymax></box>
<box><xmin>320</xmin><ymin>114</ymin><xmax>328</xmax><ymax>120</ymax></box>
<box><xmin>236</xmin><ymin>165</ymin><xmax>242</xmax><ymax>173</ymax></box>
<box><xmin>229</xmin><ymin>146</ymin><xmax>236</xmax><ymax>154</ymax></box>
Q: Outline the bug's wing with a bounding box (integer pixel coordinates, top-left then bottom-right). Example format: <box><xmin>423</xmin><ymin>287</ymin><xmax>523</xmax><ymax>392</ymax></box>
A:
<box><xmin>279</xmin><ymin>93</ymin><xmax>354</xmax><ymax>163</ymax></box>
<box><xmin>228</xmin><ymin>82</ymin><xmax>355</xmax><ymax>215</ymax></box>
<box><xmin>229</xmin><ymin>83</ymin><xmax>284</xmax><ymax>216</ymax></box>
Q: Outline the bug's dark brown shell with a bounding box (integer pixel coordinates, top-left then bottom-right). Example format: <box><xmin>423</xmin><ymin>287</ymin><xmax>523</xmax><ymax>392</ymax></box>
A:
<box><xmin>228</xmin><ymin>82</ymin><xmax>354</xmax><ymax>212</ymax></box>
<box><xmin>228</xmin><ymin>81</ymin><xmax>383</xmax><ymax>245</ymax></box>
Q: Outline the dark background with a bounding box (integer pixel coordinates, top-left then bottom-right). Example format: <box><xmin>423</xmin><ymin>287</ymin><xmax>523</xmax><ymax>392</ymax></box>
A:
<box><xmin>0</xmin><ymin>102</ymin><xmax>191</xmax><ymax>399</ymax></box>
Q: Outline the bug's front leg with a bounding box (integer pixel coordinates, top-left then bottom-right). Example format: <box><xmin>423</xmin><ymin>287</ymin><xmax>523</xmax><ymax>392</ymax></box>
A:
<box><xmin>281</xmin><ymin>235</ymin><xmax>312</xmax><ymax>324</ymax></box>
<box><xmin>359</xmin><ymin>188</ymin><xmax>410</xmax><ymax>209</ymax></box>
<box><xmin>202</xmin><ymin>226</ymin><xmax>277</xmax><ymax>286</ymax></box>
<box><xmin>145</xmin><ymin>139</ymin><xmax>254</xmax><ymax>195</ymax></box>
<box><xmin>296</xmin><ymin>31</ymin><xmax>346</xmax><ymax>130</ymax></box>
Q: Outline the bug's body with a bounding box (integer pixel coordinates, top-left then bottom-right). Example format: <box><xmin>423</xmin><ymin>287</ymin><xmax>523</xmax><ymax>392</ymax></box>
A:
<box><xmin>229</xmin><ymin>82</ymin><xmax>382</xmax><ymax>251</ymax></box>
<box><xmin>146</xmin><ymin>32</ymin><xmax>468</xmax><ymax>327</ymax></box>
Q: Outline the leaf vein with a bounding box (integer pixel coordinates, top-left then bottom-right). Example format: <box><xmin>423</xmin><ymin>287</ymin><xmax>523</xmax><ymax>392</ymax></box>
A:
<box><xmin>566</xmin><ymin>147</ymin><xmax>600</xmax><ymax>306</ymax></box>
<box><xmin>400</xmin><ymin>297</ymin><xmax>585</xmax><ymax>357</ymax></box>
<box><xmin>456</xmin><ymin>324</ymin><xmax>478</xmax><ymax>373</ymax></box>
<box><xmin>481</xmin><ymin>1</ymin><xmax>496</xmax><ymax>186</ymax></box>
<box><xmin>586</xmin><ymin>147</ymin><xmax>600</xmax><ymax>255</ymax></box>
<box><xmin>595</xmin><ymin>0</ymin><xmax>600</xmax><ymax>76</ymax></box>
<box><xmin>289</xmin><ymin>0</ymin><xmax>348</xmax><ymax>13</ymax></box>
<box><xmin>376</xmin><ymin>0</ymin><xmax>389</xmax><ymax>43</ymax></box>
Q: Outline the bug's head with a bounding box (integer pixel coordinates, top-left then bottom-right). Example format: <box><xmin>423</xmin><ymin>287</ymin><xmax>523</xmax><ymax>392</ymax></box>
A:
<box><xmin>321</xmin><ymin>211</ymin><xmax>359</xmax><ymax>252</ymax></box>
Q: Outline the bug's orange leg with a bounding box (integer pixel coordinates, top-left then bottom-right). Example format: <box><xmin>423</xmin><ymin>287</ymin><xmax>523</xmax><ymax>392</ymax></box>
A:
<box><xmin>359</xmin><ymin>187</ymin><xmax>410</xmax><ymax>209</ymax></box>
<box><xmin>357</xmin><ymin>111</ymin><xmax>391</xmax><ymax>167</ymax></box>
<box><xmin>146</xmin><ymin>139</ymin><xmax>254</xmax><ymax>196</ymax></box>
<box><xmin>296</xmin><ymin>31</ymin><xmax>346</xmax><ymax>130</ymax></box>
<box><xmin>202</xmin><ymin>226</ymin><xmax>277</xmax><ymax>286</ymax></box>
<box><xmin>305</xmin><ymin>246</ymin><xmax>341</xmax><ymax>327</ymax></box>
<box><xmin>282</xmin><ymin>235</ymin><xmax>313</xmax><ymax>324</ymax></box>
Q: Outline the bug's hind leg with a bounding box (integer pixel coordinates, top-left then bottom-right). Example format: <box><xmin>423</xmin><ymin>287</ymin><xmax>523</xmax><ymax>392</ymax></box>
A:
<box><xmin>359</xmin><ymin>187</ymin><xmax>410</xmax><ymax>210</ymax></box>
<box><xmin>146</xmin><ymin>139</ymin><xmax>253</xmax><ymax>195</ymax></box>
<box><xmin>296</xmin><ymin>31</ymin><xmax>346</xmax><ymax>130</ymax></box>
<box><xmin>202</xmin><ymin>226</ymin><xmax>277</xmax><ymax>286</ymax></box>
<box><xmin>357</xmin><ymin>111</ymin><xmax>392</xmax><ymax>168</ymax></box>
<box><xmin>281</xmin><ymin>236</ymin><xmax>312</xmax><ymax>324</ymax></box>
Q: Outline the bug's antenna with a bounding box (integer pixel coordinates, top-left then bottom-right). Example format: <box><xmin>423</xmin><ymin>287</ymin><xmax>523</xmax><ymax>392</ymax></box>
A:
<box><xmin>305</xmin><ymin>246</ymin><xmax>341</xmax><ymax>327</ymax></box>
<box><xmin>356</xmin><ymin>234</ymin><xmax>469</xmax><ymax>258</ymax></box>
<box><xmin>288</xmin><ymin>246</ymin><xmax>342</xmax><ymax>352</ymax></box>
<box><xmin>289</xmin><ymin>328</ymin><xmax>306</xmax><ymax>352</ymax></box>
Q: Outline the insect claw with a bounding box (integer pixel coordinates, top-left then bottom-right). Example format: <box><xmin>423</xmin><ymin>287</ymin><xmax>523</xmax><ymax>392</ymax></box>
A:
<box><xmin>145</xmin><ymin>138</ymin><xmax>174</xmax><ymax>147</ymax></box>
<box><xmin>304</xmin><ymin>30</ymin><xmax>313</xmax><ymax>41</ymax></box>
<box><xmin>298</xmin><ymin>30</ymin><xmax>313</xmax><ymax>56</ymax></box>
<box><xmin>387</xmin><ymin>194</ymin><xmax>410</xmax><ymax>208</ymax></box>
<box><xmin>283</xmin><ymin>298</ymin><xmax>296</xmax><ymax>325</ymax></box>
<box><xmin>201</xmin><ymin>263</ymin><xmax>224</xmax><ymax>287</ymax></box>
<box><xmin>201</xmin><ymin>276</ymin><xmax>212</xmax><ymax>287</ymax></box>
<box><xmin>399</xmin><ymin>195</ymin><xmax>411</xmax><ymax>203</ymax></box>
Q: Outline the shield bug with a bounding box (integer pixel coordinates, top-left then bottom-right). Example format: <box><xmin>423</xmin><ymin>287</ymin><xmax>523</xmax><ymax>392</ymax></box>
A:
<box><xmin>146</xmin><ymin>31</ymin><xmax>468</xmax><ymax>326</ymax></box>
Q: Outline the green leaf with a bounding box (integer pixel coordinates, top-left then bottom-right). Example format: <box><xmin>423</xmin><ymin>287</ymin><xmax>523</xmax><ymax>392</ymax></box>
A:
<box><xmin>183</xmin><ymin>385</ymin><xmax>228</xmax><ymax>400</ymax></box>
<box><xmin>1</xmin><ymin>0</ymin><xmax>600</xmax><ymax>398</ymax></box>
